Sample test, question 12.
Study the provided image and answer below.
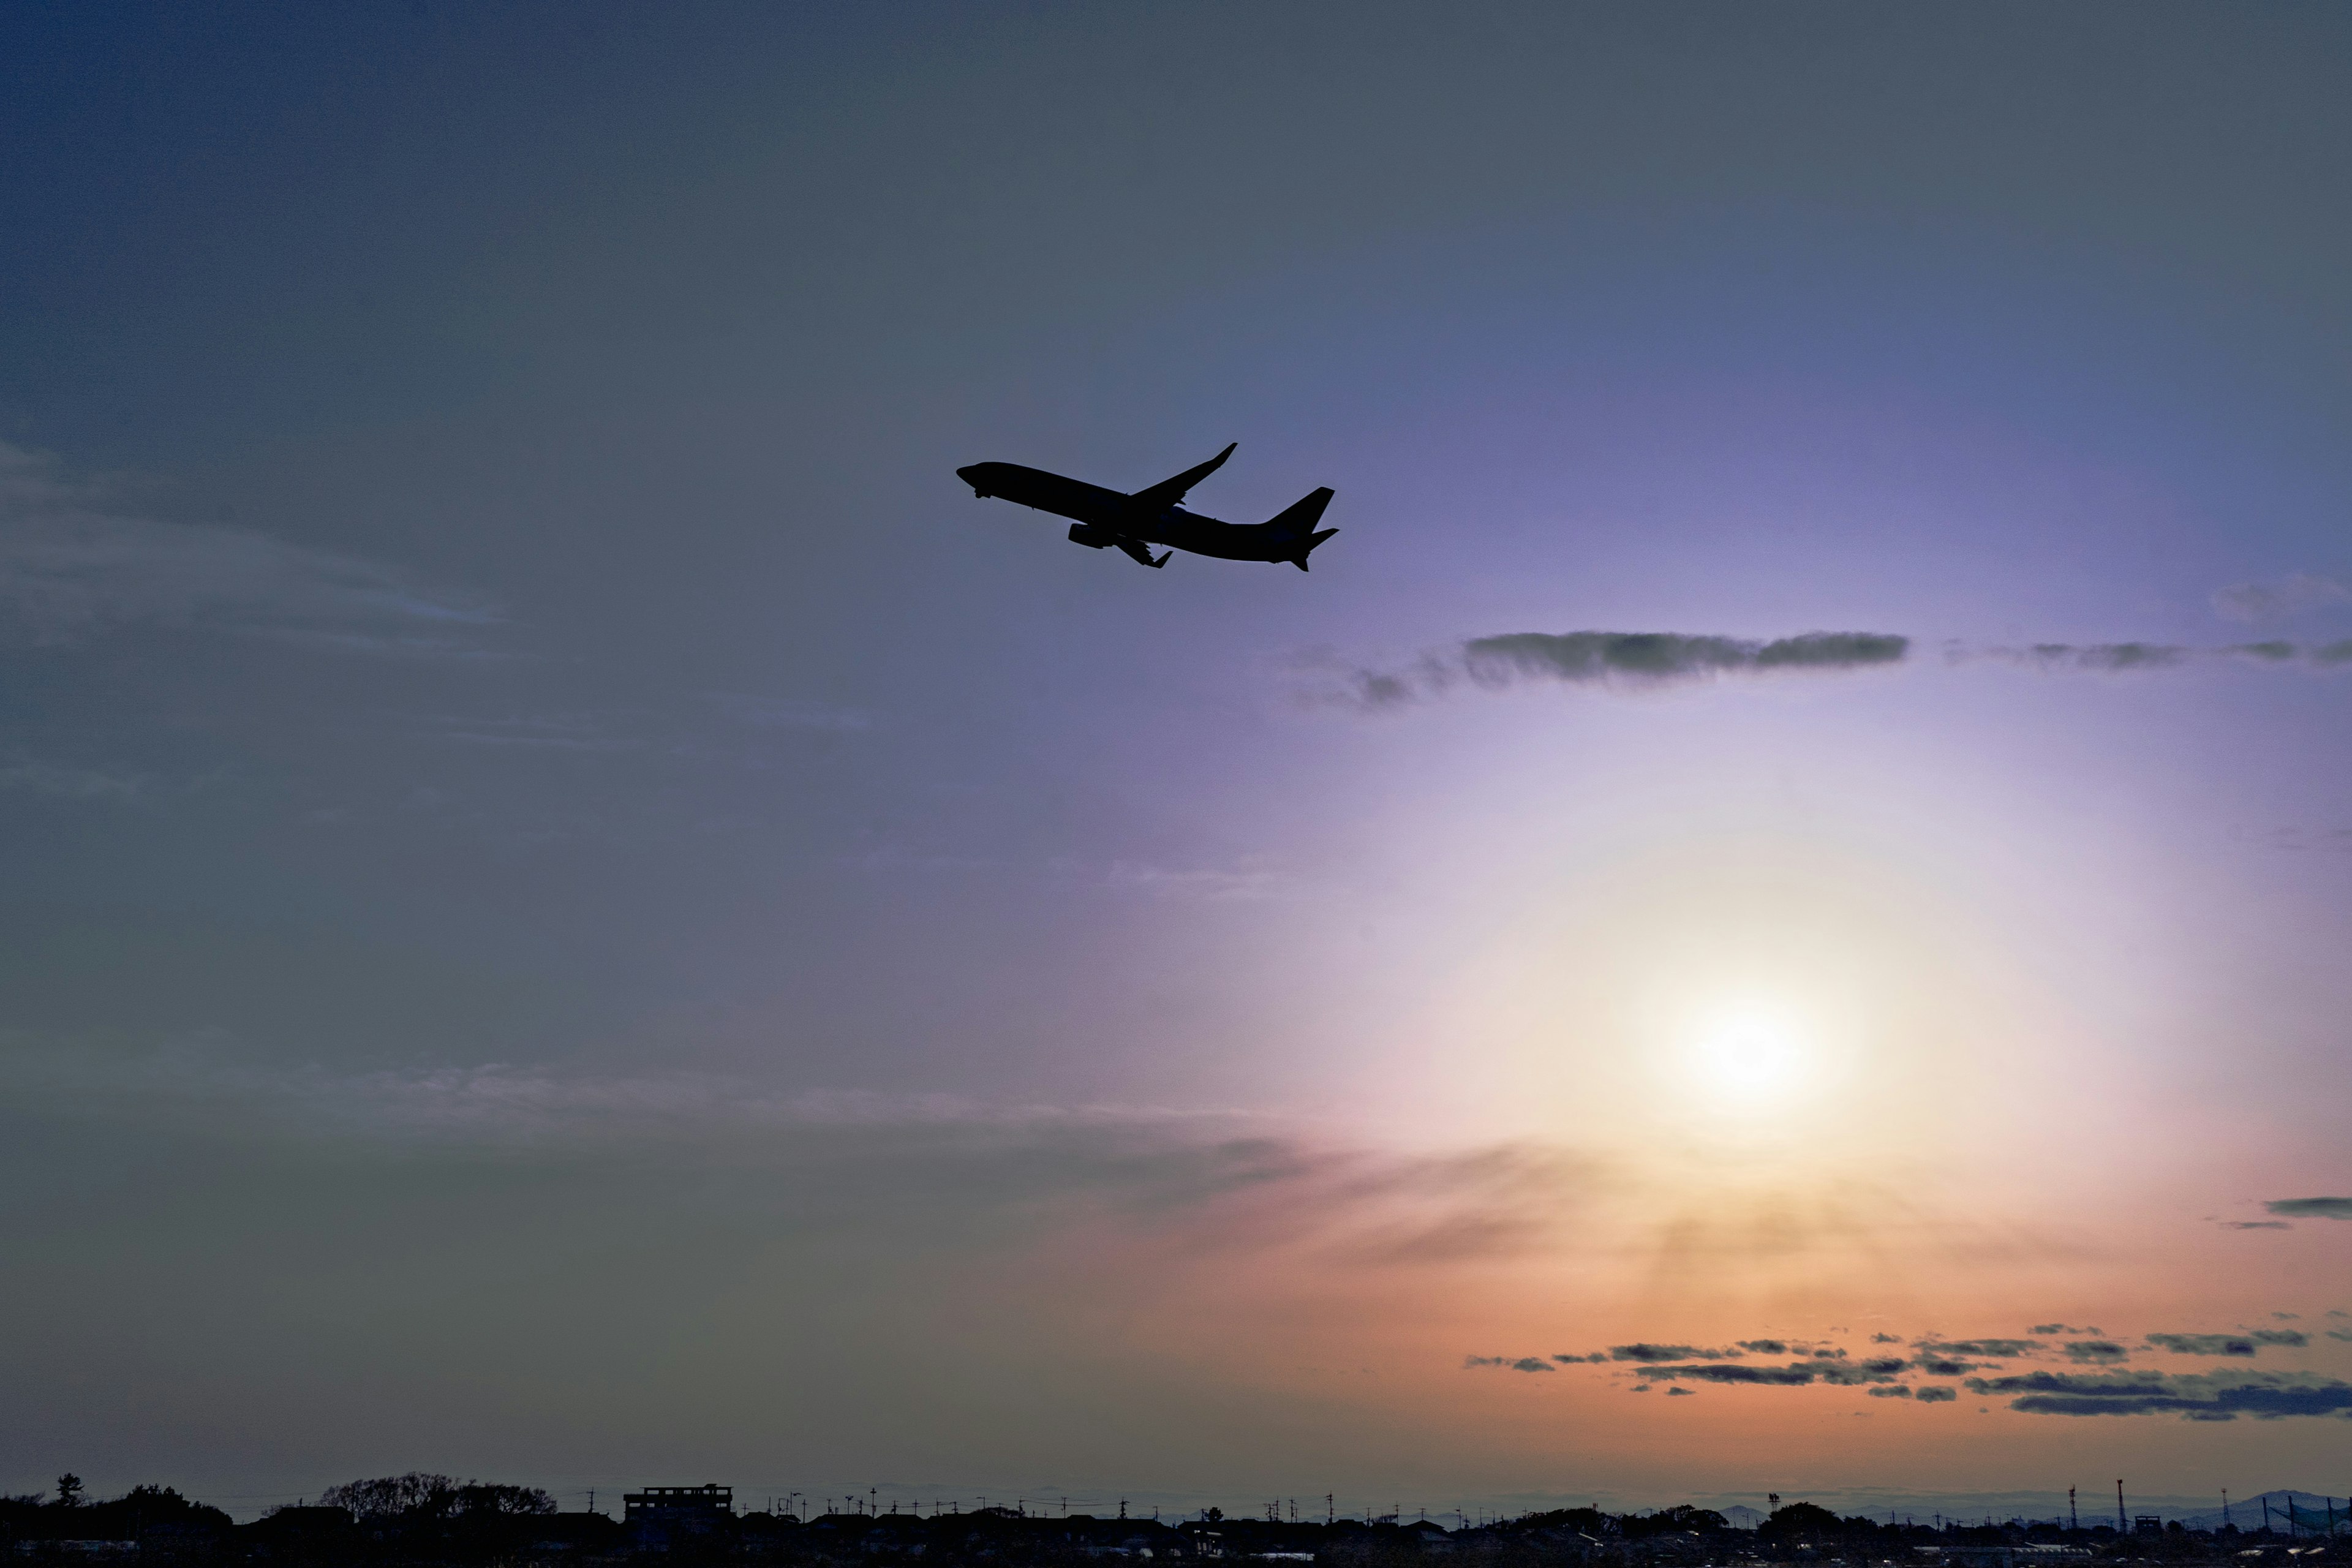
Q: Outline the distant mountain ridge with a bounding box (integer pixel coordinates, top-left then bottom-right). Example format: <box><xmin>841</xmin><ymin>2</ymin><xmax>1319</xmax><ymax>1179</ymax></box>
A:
<box><xmin>2169</xmin><ymin>1491</ymin><xmax>2350</xmax><ymax>1532</ymax></box>
<box><xmin>1667</xmin><ymin>1490</ymin><xmax>2349</xmax><ymax>1531</ymax></box>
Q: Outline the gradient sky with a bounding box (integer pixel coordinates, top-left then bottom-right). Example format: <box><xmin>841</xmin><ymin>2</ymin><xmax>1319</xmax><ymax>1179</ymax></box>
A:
<box><xmin>6</xmin><ymin>0</ymin><xmax>2352</xmax><ymax>1523</ymax></box>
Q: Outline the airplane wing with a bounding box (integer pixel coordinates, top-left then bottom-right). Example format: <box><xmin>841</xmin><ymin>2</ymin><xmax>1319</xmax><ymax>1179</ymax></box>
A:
<box><xmin>1126</xmin><ymin>443</ymin><xmax>1235</xmax><ymax>513</ymax></box>
<box><xmin>1114</xmin><ymin>537</ymin><xmax>1171</xmax><ymax>568</ymax></box>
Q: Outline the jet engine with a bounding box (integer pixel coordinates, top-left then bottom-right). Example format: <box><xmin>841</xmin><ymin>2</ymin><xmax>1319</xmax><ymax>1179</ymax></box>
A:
<box><xmin>1066</xmin><ymin>524</ymin><xmax>1113</xmax><ymax>549</ymax></box>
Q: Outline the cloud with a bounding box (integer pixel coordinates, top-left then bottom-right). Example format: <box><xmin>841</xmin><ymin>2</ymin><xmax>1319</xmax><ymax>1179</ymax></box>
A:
<box><xmin>1610</xmin><ymin>1343</ymin><xmax>1743</xmax><ymax>1363</ymax></box>
<box><xmin>2212</xmin><ymin>574</ymin><xmax>2351</xmax><ymax>625</ymax></box>
<box><xmin>1869</xmin><ymin>1385</ymin><xmax>1913</xmax><ymax>1399</ymax></box>
<box><xmin>1737</xmin><ymin>1339</ymin><xmax>1790</xmax><ymax>1354</ymax></box>
<box><xmin>1913</xmin><ymin>1357</ymin><xmax>1987</xmax><ymax>1377</ymax></box>
<box><xmin>2145</xmin><ymin>1334</ymin><xmax>2256</xmax><ymax>1356</ymax></box>
<box><xmin>1</xmin><ymin>1038</ymin><xmax>1648</xmax><ymax>1294</ymax></box>
<box><xmin>1966</xmin><ymin>640</ymin><xmax>2352</xmax><ymax>674</ymax></box>
<box><xmin>1630</xmin><ymin>1362</ymin><xmax>1820</xmax><ymax>1386</ymax></box>
<box><xmin>1665</xmin><ymin>1387</ymin><xmax>1694</xmax><ymax>1396</ymax></box>
<box><xmin>1914</xmin><ymin>1386</ymin><xmax>1958</xmax><ymax>1403</ymax></box>
<box><xmin>1466</xmin><ymin>1355</ymin><xmax>1555</xmax><ymax>1373</ymax></box>
<box><xmin>1817</xmin><ymin>1358</ymin><xmax>1910</xmax><ymax>1386</ymax></box>
<box><xmin>703</xmin><ymin>693</ymin><xmax>872</xmax><ymax>732</ymax></box>
<box><xmin>0</xmin><ymin>441</ymin><xmax>496</xmax><ymax>649</ymax></box>
<box><xmin>2030</xmin><ymin>1324</ymin><xmax>2100</xmax><ymax>1335</ymax></box>
<box><xmin>1319</xmin><ymin>629</ymin><xmax>1909</xmax><ymax>708</ymax></box>
<box><xmin>2250</xmin><ymin>1329</ymin><xmax>2308</xmax><ymax>1346</ymax></box>
<box><xmin>2063</xmin><ymin>1341</ymin><xmax>2130</xmax><ymax>1363</ymax></box>
<box><xmin>2327</xmin><ymin>1331</ymin><xmax>2352</xmax><ymax>1344</ymax></box>
<box><xmin>1981</xmin><ymin>643</ymin><xmax>2187</xmax><ymax>671</ymax></box>
<box><xmin>2267</xmin><ymin>1197</ymin><xmax>2352</xmax><ymax>1219</ymax></box>
<box><xmin>1465</xmin><ymin>630</ymin><xmax>1907</xmax><ymax>685</ymax></box>
<box><xmin>1551</xmin><ymin>1353</ymin><xmax>1609</xmax><ymax>1364</ymax></box>
<box><xmin>1870</xmin><ymin>1333</ymin><xmax>1901</xmax><ymax>1344</ymax></box>
<box><xmin>1967</xmin><ymin>1369</ymin><xmax>2352</xmax><ymax>1420</ymax></box>
<box><xmin>1915</xmin><ymin>1338</ymin><xmax>2041</xmax><ymax>1359</ymax></box>
<box><xmin>1104</xmin><ymin>861</ymin><xmax>1284</xmax><ymax>902</ymax></box>
<box><xmin>2220</xmin><ymin>1220</ymin><xmax>2293</xmax><ymax>1230</ymax></box>
<box><xmin>0</xmin><ymin>757</ymin><xmax>145</xmax><ymax>800</ymax></box>
<box><xmin>1319</xmin><ymin>622</ymin><xmax>2352</xmax><ymax>710</ymax></box>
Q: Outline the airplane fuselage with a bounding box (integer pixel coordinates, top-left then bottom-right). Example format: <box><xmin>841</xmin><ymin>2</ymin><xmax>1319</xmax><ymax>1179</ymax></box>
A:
<box><xmin>956</xmin><ymin>461</ymin><xmax>1298</xmax><ymax>562</ymax></box>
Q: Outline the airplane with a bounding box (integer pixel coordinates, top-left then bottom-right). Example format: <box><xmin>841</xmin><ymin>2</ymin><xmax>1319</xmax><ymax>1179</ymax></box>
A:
<box><xmin>956</xmin><ymin>444</ymin><xmax>1336</xmax><ymax>571</ymax></box>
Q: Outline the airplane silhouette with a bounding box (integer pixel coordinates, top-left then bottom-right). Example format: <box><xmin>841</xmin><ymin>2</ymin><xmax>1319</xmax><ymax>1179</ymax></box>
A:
<box><xmin>956</xmin><ymin>445</ymin><xmax>1336</xmax><ymax>570</ymax></box>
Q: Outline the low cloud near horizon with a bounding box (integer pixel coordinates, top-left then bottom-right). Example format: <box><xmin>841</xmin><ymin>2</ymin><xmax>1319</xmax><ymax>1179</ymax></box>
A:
<box><xmin>1313</xmin><ymin>626</ymin><xmax>2352</xmax><ymax>710</ymax></box>
<box><xmin>1319</xmin><ymin>630</ymin><xmax>1911</xmax><ymax>707</ymax></box>
<box><xmin>1469</xmin><ymin>1313</ymin><xmax>2337</xmax><ymax>1419</ymax></box>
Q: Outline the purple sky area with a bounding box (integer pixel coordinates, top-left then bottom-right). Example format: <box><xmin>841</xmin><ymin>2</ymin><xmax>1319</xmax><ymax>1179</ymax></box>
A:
<box><xmin>4</xmin><ymin>0</ymin><xmax>2351</xmax><ymax>1521</ymax></box>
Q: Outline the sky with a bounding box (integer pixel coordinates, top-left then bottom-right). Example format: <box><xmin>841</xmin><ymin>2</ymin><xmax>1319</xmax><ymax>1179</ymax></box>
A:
<box><xmin>4</xmin><ymin>0</ymin><xmax>2352</xmax><ymax>1523</ymax></box>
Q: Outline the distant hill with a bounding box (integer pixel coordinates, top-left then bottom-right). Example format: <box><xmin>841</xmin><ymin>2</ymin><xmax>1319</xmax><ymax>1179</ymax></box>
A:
<box><xmin>1721</xmin><ymin>1507</ymin><xmax>1766</xmax><ymax>1530</ymax></box>
<box><xmin>2169</xmin><ymin>1491</ymin><xmax>2350</xmax><ymax>1533</ymax></box>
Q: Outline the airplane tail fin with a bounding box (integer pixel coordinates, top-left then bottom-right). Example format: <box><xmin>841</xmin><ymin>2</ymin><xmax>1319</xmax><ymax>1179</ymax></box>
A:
<box><xmin>1265</xmin><ymin>487</ymin><xmax>1338</xmax><ymax>571</ymax></box>
<box><xmin>1265</xmin><ymin>487</ymin><xmax>1335</xmax><ymax>535</ymax></box>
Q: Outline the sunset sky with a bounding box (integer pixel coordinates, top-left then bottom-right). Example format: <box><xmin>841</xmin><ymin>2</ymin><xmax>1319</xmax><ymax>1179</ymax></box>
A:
<box><xmin>6</xmin><ymin>0</ymin><xmax>2352</xmax><ymax>1522</ymax></box>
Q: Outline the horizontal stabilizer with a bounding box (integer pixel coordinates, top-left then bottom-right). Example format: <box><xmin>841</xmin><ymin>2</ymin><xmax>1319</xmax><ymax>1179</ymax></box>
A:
<box><xmin>1128</xmin><ymin>443</ymin><xmax>1236</xmax><ymax>513</ymax></box>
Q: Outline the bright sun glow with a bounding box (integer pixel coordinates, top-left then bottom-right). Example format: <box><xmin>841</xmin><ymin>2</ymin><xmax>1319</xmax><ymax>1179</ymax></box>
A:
<box><xmin>1688</xmin><ymin>1006</ymin><xmax>1813</xmax><ymax>1109</ymax></box>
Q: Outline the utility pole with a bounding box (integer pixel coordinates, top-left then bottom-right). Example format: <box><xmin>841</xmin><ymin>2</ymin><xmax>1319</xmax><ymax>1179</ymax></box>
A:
<box><xmin>1327</xmin><ymin>1495</ymin><xmax>1335</xmax><ymax>1526</ymax></box>
<box><xmin>2116</xmin><ymin>1482</ymin><xmax>2125</xmax><ymax>1534</ymax></box>
<box><xmin>2068</xmin><ymin>1489</ymin><xmax>2075</xmax><ymax>1532</ymax></box>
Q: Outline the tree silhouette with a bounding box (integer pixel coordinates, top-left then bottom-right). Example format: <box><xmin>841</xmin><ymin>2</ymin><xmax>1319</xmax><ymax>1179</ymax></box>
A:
<box><xmin>317</xmin><ymin>1473</ymin><xmax>553</xmax><ymax>1523</ymax></box>
<box><xmin>1760</xmin><ymin>1502</ymin><xmax>1844</xmax><ymax>1545</ymax></box>
<box><xmin>54</xmin><ymin>1476</ymin><xmax>82</xmax><ymax>1509</ymax></box>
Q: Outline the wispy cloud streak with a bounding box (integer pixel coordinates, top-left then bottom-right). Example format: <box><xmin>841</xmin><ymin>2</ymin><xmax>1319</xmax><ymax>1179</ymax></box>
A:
<box><xmin>1314</xmin><ymin>630</ymin><xmax>1909</xmax><ymax>709</ymax></box>
<box><xmin>0</xmin><ymin>442</ymin><xmax>496</xmax><ymax>649</ymax></box>
<box><xmin>2212</xmin><ymin>573</ymin><xmax>2351</xmax><ymax>625</ymax></box>
<box><xmin>1308</xmin><ymin>625</ymin><xmax>2352</xmax><ymax>712</ymax></box>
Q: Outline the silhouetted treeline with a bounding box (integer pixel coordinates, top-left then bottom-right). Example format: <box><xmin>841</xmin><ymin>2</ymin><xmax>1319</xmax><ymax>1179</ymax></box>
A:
<box><xmin>4</xmin><ymin>1475</ymin><xmax>2344</xmax><ymax>1567</ymax></box>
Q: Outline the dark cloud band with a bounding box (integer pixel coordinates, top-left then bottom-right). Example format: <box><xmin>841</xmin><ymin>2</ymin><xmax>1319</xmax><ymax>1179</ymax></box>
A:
<box><xmin>1316</xmin><ymin>626</ymin><xmax>2352</xmax><ymax>714</ymax></box>
<box><xmin>1967</xmin><ymin>1370</ymin><xmax>2352</xmax><ymax>1421</ymax></box>
<box><xmin>1466</xmin><ymin>631</ymin><xmax>1910</xmax><ymax>685</ymax></box>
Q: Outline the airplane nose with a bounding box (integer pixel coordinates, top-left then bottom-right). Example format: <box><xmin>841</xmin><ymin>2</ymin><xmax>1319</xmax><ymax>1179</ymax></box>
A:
<box><xmin>955</xmin><ymin>465</ymin><xmax>979</xmax><ymax>483</ymax></box>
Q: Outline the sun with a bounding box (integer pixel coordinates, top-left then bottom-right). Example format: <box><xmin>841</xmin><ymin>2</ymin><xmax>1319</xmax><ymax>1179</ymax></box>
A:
<box><xmin>1686</xmin><ymin>1005</ymin><xmax>1814</xmax><ymax>1109</ymax></box>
